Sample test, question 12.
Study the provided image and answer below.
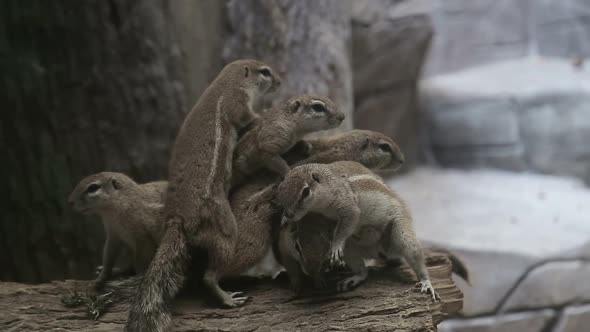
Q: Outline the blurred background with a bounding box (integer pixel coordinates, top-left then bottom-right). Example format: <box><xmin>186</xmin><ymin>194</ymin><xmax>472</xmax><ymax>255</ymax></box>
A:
<box><xmin>2</xmin><ymin>1</ymin><xmax>589</xmax><ymax>331</ymax></box>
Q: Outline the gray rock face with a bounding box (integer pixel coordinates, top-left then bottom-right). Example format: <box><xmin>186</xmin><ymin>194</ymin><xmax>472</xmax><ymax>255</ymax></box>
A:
<box><xmin>352</xmin><ymin>0</ymin><xmax>433</xmax><ymax>169</ymax></box>
<box><xmin>448</xmin><ymin>250</ymin><xmax>534</xmax><ymax>316</ymax></box>
<box><xmin>535</xmin><ymin>0</ymin><xmax>590</xmax><ymax>59</ymax></box>
<box><xmin>438</xmin><ymin>310</ymin><xmax>555</xmax><ymax>332</ymax></box>
<box><xmin>424</xmin><ymin>0</ymin><xmax>590</xmax><ymax>75</ymax></box>
<box><xmin>500</xmin><ymin>261</ymin><xmax>590</xmax><ymax>312</ymax></box>
<box><xmin>421</xmin><ymin>57</ymin><xmax>590</xmax><ymax>181</ymax></box>
<box><xmin>389</xmin><ymin>167</ymin><xmax>590</xmax><ymax>315</ymax></box>
<box><xmin>554</xmin><ymin>304</ymin><xmax>590</xmax><ymax>332</ymax></box>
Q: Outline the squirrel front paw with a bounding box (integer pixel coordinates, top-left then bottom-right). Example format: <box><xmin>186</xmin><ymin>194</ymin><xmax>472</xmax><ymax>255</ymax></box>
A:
<box><xmin>415</xmin><ymin>279</ymin><xmax>441</xmax><ymax>302</ymax></box>
<box><xmin>323</xmin><ymin>248</ymin><xmax>346</xmax><ymax>272</ymax></box>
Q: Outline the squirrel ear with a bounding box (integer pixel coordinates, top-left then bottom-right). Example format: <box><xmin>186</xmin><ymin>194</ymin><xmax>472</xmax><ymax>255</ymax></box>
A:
<box><xmin>111</xmin><ymin>178</ymin><xmax>121</xmax><ymax>190</ymax></box>
<box><xmin>361</xmin><ymin>138</ymin><xmax>370</xmax><ymax>150</ymax></box>
<box><xmin>244</xmin><ymin>66</ymin><xmax>249</xmax><ymax>77</ymax></box>
<box><xmin>311</xmin><ymin>172</ymin><xmax>320</xmax><ymax>183</ymax></box>
<box><xmin>287</xmin><ymin>100</ymin><xmax>301</xmax><ymax>113</ymax></box>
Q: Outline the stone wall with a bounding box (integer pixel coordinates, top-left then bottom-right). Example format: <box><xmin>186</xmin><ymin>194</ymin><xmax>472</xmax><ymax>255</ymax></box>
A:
<box><xmin>424</xmin><ymin>0</ymin><xmax>590</xmax><ymax>75</ymax></box>
<box><xmin>420</xmin><ymin>57</ymin><xmax>590</xmax><ymax>182</ymax></box>
<box><xmin>418</xmin><ymin>0</ymin><xmax>590</xmax><ymax>182</ymax></box>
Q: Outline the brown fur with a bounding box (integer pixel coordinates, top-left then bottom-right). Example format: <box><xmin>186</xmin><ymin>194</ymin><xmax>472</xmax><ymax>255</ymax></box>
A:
<box><xmin>276</xmin><ymin>162</ymin><xmax>440</xmax><ymax>301</ymax></box>
<box><xmin>285</xmin><ymin>129</ymin><xmax>404</xmax><ymax>170</ymax></box>
<box><xmin>68</xmin><ymin>172</ymin><xmax>166</xmax><ymax>288</ymax></box>
<box><xmin>231</xmin><ymin>95</ymin><xmax>344</xmax><ymax>188</ymax></box>
<box><xmin>125</xmin><ymin>59</ymin><xmax>280</xmax><ymax>332</ymax></box>
<box><xmin>223</xmin><ymin>173</ymin><xmax>283</xmax><ymax>277</ymax></box>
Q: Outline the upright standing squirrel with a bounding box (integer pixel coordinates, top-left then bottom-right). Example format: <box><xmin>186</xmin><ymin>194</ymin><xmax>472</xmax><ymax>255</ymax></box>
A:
<box><xmin>125</xmin><ymin>60</ymin><xmax>281</xmax><ymax>332</ymax></box>
<box><xmin>231</xmin><ymin>95</ymin><xmax>344</xmax><ymax>188</ymax></box>
<box><xmin>105</xmin><ymin>174</ymin><xmax>285</xmax><ymax>301</ymax></box>
<box><xmin>68</xmin><ymin>172</ymin><xmax>166</xmax><ymax>288</ymax></box>
<box><xmin>276</xmin><ymin>161</ymin><xmax>440</xmax><ymax>301</ymax></box>
<box><xmin>284</xmin><ymin>129</ymin><xmax>404</xmax><ymax>171</ymax></box>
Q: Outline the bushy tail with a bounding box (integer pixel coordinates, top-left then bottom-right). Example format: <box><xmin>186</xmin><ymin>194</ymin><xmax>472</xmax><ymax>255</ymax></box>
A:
<box><xmin>426</xmin><ymin>246</ymin><xmax>470</xmax><ymax>284</ymax></box>
<box><xmin>103</xmin><ymin>275</ymin><xmax>143</xmax><ymax>303</ymax></box>
<box><xmin>447</xmin><ymin>252</ymin><xmax>470</xmax><ymax>285</ymax></box>
<box><xmin>125</xmin><ymin>222</ymin><xmax>190</xmax><ymax>332</ymax></box>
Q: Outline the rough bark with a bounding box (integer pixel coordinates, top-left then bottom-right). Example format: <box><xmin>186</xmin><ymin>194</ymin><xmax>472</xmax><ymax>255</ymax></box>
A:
<box><xmin>0</xmin><ymin>0</ymin><xmax>223</xmax><ymax>283</ymax></box>
<box><xmin>0</xmin><ymin>252</ymin><xmax>463</xmax><ymax>332</ymax></box>
<box><xmin>224</xmin><ymin>0</ymin><xmax>354</xmax><ymax>131</ymax></box>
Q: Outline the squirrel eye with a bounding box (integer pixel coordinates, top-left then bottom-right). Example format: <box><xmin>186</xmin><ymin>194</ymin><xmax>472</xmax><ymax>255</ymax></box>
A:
<box><xmin>378</xmin><ymin>143</ymin><xmax>392</xmax><ymax>153</ymax></box>
<box><xmin>311</xmin><ymin>104</ymin><xmax>327</xmax><ymax>113</ymax></box>
<box><xmin>259</xmin><ymin>68</ymin><xmax>271</xmax><ymax>77</ymax></box>
<box><xmin>86</xmin><ymin>183</ymin><xmax>100</xmax><ymax>194</ymax></box>
<box><xmin>301</xmin><ymin>186</ymin><xmax>310</xmax><ymax>199</ymax></box>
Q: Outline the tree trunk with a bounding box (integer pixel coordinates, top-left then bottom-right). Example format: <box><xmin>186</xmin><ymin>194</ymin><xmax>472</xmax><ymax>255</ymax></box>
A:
<box><xmin>0</xmin><ymin>0</ymin><xmax>223</xmax><ymax>283</ymax></box>
<box><xmin>224</xmin><ymin>0</ymin><xmax>354</xmax><ymax>131</ymax></box>
<box><xmin>0</xmin><ymin>252</ymin><xmax>463</xmax><ymax>331</ymax></box>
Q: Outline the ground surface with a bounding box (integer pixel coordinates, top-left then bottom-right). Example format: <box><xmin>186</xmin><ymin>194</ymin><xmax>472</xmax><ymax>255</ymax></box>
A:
<box><xmin>0</xmin><ymin>252</ymin><xmax>462</xmax><ymax>332</ymax></box>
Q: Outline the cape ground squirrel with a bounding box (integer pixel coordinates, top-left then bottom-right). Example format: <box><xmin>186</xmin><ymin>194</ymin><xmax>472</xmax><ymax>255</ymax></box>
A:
<box><xmin>276</xmin><ymin>161</ymin><xmax>440</xmax><ymax>301</ymax></box>
<box><xmin>231</xmin><ymin>95</ymin><xmax>345</xmax><ymax>187</ymax></box>
<box><xmin>68</xmin><ymin>172</ymin><xmax>166</xmax><ymax>288</ymax></box>
<box><xmin>125</xmin><ymin>60</ymin><xmax>281</xmax><ymax>332</ymax></box>
<box><xmin>106</xmin><ymin>136</ymin><xmax>408</xmax><ymax>300</ymax></box>
<box><xmin>284</xmin><ymin>129</ymin><xmax>404</xmax><ymax>171</ymax></box>
<box><xmin>223</xmin><ymin>131</ymin><xmax>405</xmax><ymax>281</ymax></box>
<box><xmin>237</xmin><ymin>134</ymin><xmax>408</xmax><ymax>281</ymax></box>
<box><xmin>105</xmin><ymin>174</ymin><xmax>285</xmax><ymax>300</ymax></box>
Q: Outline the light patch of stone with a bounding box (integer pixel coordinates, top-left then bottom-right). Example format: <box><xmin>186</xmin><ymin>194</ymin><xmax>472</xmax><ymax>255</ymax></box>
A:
<box><xmin>389</xmin><ymin>168</ymin><xmax>590</xmax><ymax>315</ymax></box>
<box><xmin>500</xmin><ymin>261</ymin><xmax>590</xmax><ymax>312</ymax></box>
<box><xmin>553</xmin><ymin>304</ymin><xmax>590</xmax><ymax>332</ymax></box>
<box><xmin>446</xmin><ymin>249</ymin><xmax>534</xmax><ymax>316</ymax></box>
<box><xmin>420</xmin><ymin>57</ymin><xmax>590</xmax><ymax>181</ymax></box>
<box><xmin>438</xmin><ymin>309</ymin><xmax>555</xmax><ymax>332</ymax></box>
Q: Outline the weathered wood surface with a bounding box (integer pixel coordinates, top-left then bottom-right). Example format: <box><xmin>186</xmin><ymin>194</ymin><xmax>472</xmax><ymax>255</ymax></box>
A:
<box><xmin>0</xmin><ymin>252</ymin><xmax>462</xmax><ymax>332</ymax></box>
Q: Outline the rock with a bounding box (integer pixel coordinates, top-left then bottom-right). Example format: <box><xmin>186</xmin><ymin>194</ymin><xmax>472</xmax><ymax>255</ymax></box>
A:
<box><xmin>424</xmin><ymin>0</ymin><xmax>529</xmax><ymax>75</ymax></box>
<box><xmin>500</xmin><ymin>261</ymin><xmax>590</xmax><ymax>312</ymax></box>
<box><xmin>438</xmin><ymin>309</ymin><xmax>555</xmax><ymax>332</ymax></box>
<box><xmin>423</xmin><ymin>0</ymin><xmax>590</xmax><ymax>75</ymax></box>
<box><xmin>447</xmin><ymin>250</ymin><xmax>534</xmax><ymax>316</ymax></box>
<box><xmin>421</xmin><ymin>57</ymin><xmax>590</xmax><ymax>181</ymax></box>
<box><xmin>535</xmin><ymin>0</ymin><xmax>590</xmax><ymax>59</ymax></box>
<box><xmin>352</xmin><ymin>0</ymin><xmax>433</xmax><ymax>169</ymax></box>
<box><xmin>554</xmin><ymin>304</ymin><xmax>590</xmax><ymax>332</ymax></box>
<box><xmin>389</xmin><ymin>167</ymin><xmax>590</xmax><ymax>315</ymax></box>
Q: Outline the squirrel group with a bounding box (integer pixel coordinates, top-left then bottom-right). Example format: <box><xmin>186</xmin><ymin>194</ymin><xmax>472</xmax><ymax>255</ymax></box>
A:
<box><xmin>69</xmin><ymin>59</ymin><xmax>466</xmax><ymax>332</ymax></box>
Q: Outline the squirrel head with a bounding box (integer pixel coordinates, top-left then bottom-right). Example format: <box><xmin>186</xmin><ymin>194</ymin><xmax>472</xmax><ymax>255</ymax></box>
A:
<box><xmin>280</xmin><ymin>94</ymin><xmax>345</xmax><ymax>133</ymax></box>
<box><xmin>67</xmin><ymin>172</ymin><xmax>135</xmax><ymax>215</ymax></box>
<box><xmin>354</xmin><ymin>130</ymin><xmax>404</xmax><ymax>171</ymax></box>
<box><xmin>225</xmin><ymin>59</ymin><xmax>282</xmax><ymax>96</ymax></box>
<box><xmin>276</xmin><ymin>165</ymin><xmax>324</xmax><ymax>226</ymax></box>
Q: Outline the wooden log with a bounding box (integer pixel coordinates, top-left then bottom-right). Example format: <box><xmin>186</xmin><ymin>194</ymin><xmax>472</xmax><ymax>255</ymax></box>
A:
<box><xmin>0</xmin><ymin>251</ymin><xmax>462</xmax><ymax>331</ymax></box>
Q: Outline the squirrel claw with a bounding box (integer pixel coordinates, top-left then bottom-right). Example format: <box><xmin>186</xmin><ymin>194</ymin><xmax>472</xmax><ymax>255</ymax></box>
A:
<box><xmin>222</xmin><ymin>292</ymin><xmax>251</xmax><ymax>308</ymax></box>
<box><xmin>416</xmin><ymin>280</ymin><xmax>441</xmax><ymax>302</ymax></box>
<box><xmin>323</xmin><ymin>249</ymin><xmax>346</xmax><ymax>272</ymax></box>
